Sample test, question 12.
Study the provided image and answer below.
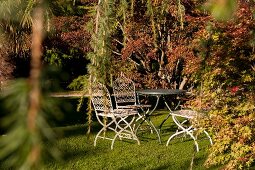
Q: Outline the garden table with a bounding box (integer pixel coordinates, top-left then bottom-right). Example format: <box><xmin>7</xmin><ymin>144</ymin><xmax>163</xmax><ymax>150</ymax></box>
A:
<box><xmin>136</xmin><ymin>89</ymin><xmax>186</xmax><ymax>143</ymax></box>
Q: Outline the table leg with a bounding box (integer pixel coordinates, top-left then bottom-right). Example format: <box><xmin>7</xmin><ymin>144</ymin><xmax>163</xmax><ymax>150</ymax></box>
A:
<box><xmin>135</xmin><ymin>95</ymin><xmax>161</xmax><ymax>143</ymax></box>
<box><xmin>158</xmin><ymin>97</ymin><xmax>181</xmax><ymax>131</ymax></box>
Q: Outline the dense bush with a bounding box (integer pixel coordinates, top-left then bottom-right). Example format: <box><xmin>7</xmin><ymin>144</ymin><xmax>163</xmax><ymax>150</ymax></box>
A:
<box><xmin>191</xmin><ymin>1</ymin><xmax>255</xmax><ymax>169</ymax></box>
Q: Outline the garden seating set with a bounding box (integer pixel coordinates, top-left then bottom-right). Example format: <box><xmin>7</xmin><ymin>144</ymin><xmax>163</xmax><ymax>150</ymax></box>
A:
<box><xmin>91</xmin><ymin>74</ymin><xmax>213</xmax><ymax>151</ymax></box>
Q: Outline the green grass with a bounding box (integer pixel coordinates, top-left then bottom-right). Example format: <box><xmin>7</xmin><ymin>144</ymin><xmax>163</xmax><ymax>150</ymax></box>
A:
<box><xmin>42</xmin><ymin>110</ymin><xmax>220</xmax><ymax>170</ymax></box>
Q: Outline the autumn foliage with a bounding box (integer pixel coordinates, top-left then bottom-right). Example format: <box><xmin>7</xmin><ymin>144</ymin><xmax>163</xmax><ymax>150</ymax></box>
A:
<box><xmin>191</xmin><ymin>1</ymin><xmax>255</xmax><ymax>169</ymax></box>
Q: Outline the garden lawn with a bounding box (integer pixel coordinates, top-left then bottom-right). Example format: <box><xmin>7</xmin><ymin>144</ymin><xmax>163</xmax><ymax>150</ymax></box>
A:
<box><xmin>42</xmin><ymin>110</ymin><xmax>219</xmax><ymax>170</ymax></box>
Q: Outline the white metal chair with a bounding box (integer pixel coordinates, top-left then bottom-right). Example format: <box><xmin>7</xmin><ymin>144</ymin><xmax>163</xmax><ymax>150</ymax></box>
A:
<box><xmin>91</xmin><ymin>83</ymin><xmax>140</xmax><ymax>149</ymax></box>
<box><xmin>112</xmin><ymin>74</ymin><xmax>153</xmax><ymax>132</ymax></box>
<box><xmin>166</xmin><ymin>109</ymin><xmax>213</xmax><ymax>152</ymax></box>
<box><xmin>112</xmin><ymin>73</ymin><xmax>150</xmax><ymax>109</ymax></box>
<box><xmin>112</xmin><ymin>73</ymin><xmax>151</xmax><ymax>117</ymax></box>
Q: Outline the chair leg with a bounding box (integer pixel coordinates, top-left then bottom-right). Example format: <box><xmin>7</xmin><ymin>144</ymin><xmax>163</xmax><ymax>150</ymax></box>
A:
<box><xmin>120</xmin><ymin>116</ymin><xmax>140</xmax><ymax>144</ymax></box>
<box><xmin>94</xmin><ymin>119</ymin><xmax>115</xmax><ymax>147</ymax></box>
<box><xmin>167</xmin><ymin>130</ymin><xmax>199</xmax><ymax>152</ymax></box>
<box><xmin>135</xmin><ymin>112</ymin><xmax>154</xmax><ymax>134</ymax></box>
<box><xmin>167</xmin><ymin>115</ymin><xmax>199</xmax><ymax>152</ymax></box>
<box><xmin>166</xmin><ymin>130</ymin><xmax>186</xmax><ymax>146</ymax></box>
<box><xmin>111</xmin><ymin>133</ymin><xmax>118</xmax><ymax>150</ymax></box>
<box><xmin>124</xmin><ymin>117</ymin><xmax>140</xmax><ymax>145</ymax></box>
<box><xmin>186</xmin><ymin>130</ymin><xmax>199</xmax><ymax>152</ymax></box>
<box><xmin>94</xmin><ymin>127</ymin><xmax>106</xmax><ymax>147</ymax></box>
<box><xmin>203</xmin><ymin>130</ymin><xmax>213</xmax><ymax>145</ymax></box>
<box><xmin>111</xmin><ymin>116</ymin><xmax>140</xmax><ymax>149</ymax></box>
<box><xmin>95</xmin><ymin>114</ymin><xmax>141</xmax><ymax>149</ymax></box>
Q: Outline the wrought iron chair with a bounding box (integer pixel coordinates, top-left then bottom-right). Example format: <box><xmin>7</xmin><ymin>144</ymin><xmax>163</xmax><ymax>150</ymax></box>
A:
<box><xmin>112</xmin><ymin>74</ymin><xmax>148</xmax><ymax>108</ymax></box>
<box><xmin>166</xmin><ymin>109</ymin><xmax>213</xmax><ymax>152</ymax></box>
<box><xmin>112</xmin><ymin>74</ymin><xmax>152</xmax><ymax>131</ymax></box>
<box><xmin>112</xmin><ymin>73</ymin><xmax>151</xmax><ymax>114</ymax></box>
<box><xmin>91</xmin><ymin>83</ymin><xmax>140</xmax><ymax>149</ymax></box>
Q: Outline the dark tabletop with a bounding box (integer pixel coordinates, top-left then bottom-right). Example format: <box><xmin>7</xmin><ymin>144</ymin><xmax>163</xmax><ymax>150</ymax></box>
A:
<box><xmin>136</xmin><ymin>89</ymin><xmax>186</xmax><ymax>95</ymax></box>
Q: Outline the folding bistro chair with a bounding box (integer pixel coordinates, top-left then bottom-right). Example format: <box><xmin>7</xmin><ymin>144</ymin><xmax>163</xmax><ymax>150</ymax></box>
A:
<box><xmin>112</xmin><ymin>73</ymin><xmax>150</xmax><ymax>110</ymax></box>
<box><xmin>91</xmin><ymin>83</ymin><xmax>140</xmax><ymax>149</ymax></box>
<box><xmin>112</xmin><ymin>73</ymin><xmax>152</xmax><ymax>117</ymax></box>
<box><xmin>112</xmin><ymin>73</ymin><xmax>152</xmax><ymax>130</ymax></box>
<box><xmin>166</xmin><ymin>109</ymin><xmax>213</xmax><ymax>152</ymax></box>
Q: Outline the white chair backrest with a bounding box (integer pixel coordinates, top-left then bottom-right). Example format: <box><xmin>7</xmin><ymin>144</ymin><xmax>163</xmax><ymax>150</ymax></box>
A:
<box><xmin>91</xmin><ymin>83</ymin><xmax>113</xmax><ymax>113</ymax></box>
<box><xmin>113</xmin><ymin>74</ymin><xmax>137</xmax><ymax>108</ymax></box>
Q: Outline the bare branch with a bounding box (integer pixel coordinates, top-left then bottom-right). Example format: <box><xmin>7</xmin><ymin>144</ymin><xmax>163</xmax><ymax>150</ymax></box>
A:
<box><xmin>112</xmin><ymin>50</ymin><xmax>121</xmax><ymax>56</ymax></box>
<box><xmin>128</xmin><ymin>58</ymin><xmax>140</xmax><ymax>66</ymax></box>
<box><xmin>179</xmin><ymin>76</ymin><xmax>188</xmax><ymax>90</ymax></box>
<box><xmin>251</xmin><ymin>64</ymin><xmax>255</xmax><ymax>72</ymax></box>
<box><xmin>114</xmin><ymin>39</ymin><xmax>124</xmax><ymax>46</ymax></box>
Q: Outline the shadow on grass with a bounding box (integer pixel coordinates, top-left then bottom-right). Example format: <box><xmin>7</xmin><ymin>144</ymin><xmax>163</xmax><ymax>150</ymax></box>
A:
<box><xmin>52</xmin><ymin>120</ymin><xmax>103</xmax><ymax>139</ymax></box>
<box><xmin>43</xmin><ymin>141</ymin><xmax>100</xmax><ymax>166</ymax></box>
